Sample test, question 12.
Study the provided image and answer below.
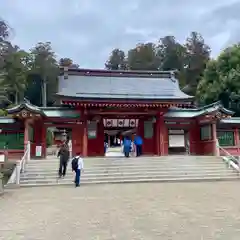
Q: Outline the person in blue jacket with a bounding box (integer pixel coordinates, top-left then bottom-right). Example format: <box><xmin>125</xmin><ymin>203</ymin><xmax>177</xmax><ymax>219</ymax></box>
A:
<box><xmin>134</xmin><ymin>134</ymin><xmax>143</xmax><ymax>157</ymax></box>
<box><xmin>123</xmin><ymin>136</ymin><xmax>132</xmax><ymax>157</ymax></box>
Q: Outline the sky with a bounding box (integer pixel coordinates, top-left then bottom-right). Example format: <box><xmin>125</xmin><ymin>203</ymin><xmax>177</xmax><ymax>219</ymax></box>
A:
<box><xmin>1</xmin><ymin>0</ymin><xmax>240</xmax><ymax>68</ymax></box>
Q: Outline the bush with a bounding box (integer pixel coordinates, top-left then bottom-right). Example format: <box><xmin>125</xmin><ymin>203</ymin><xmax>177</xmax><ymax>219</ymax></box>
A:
<box><xmin>0</xmin><ymin>109</ymin><xmax>7</xmax><ymax>116</ymax></box>
<box><xmin>0</xmin><ymin>161</ymin><xmax>16</xmax><ymax>185</ymax></box>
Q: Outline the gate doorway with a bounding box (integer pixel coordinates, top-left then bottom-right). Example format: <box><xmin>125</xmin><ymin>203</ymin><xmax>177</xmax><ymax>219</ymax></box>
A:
<box><xmin>103</xmin><ymin>118</ymin><xmax>138</xmax><ymax>157</ymax></box>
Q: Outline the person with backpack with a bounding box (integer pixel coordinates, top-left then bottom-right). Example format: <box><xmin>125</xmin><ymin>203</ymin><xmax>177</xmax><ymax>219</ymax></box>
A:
<box><xmin>71</xmin><ymin>152</ymin><xmax>84</xmax><ymax>187</ymax></box>
<box><xmin>57</xmin><ymin>142</ymin><xmax>70</xmax><ymax>178</ymax></box>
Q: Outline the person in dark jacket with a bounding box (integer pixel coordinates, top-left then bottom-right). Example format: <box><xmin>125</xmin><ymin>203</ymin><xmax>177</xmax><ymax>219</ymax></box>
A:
<box><xmin>134</xmin><ymin>134</ymin><xmax>143</xmax><ymax>157</ymax></box>
<box><xmin>57</xmin><ymin>142</ymin><xmax>70</xmax><ymax>178</ymax></box>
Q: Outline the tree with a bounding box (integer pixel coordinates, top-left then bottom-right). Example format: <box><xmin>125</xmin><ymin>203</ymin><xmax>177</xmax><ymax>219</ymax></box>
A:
<box><xmin>127</xmin><ymin>43</ymin><xmax>159</xmax><ymax>71</ymax></box>
<box><xmin>156</xmin><ymin>36</ymin><xmax>187</xmax><ymax>86</ymax></box>
<box><xmin>156</xmin><ymin>36</ymin><xmax>186</xmax><ymax>70</ymax></box>
<box><xmin>196</xmin><ymin>44</ymin><xmax>240</xmax><ymax>115</ymax></box>
<box><xmin>105</xmin><ymin>48</ymin><xmax>127</xmax><ymax>70</ymax></box>
<box><xmin>0</xmin><ymin>50</ymin><xmax>29</xmax><ymax>104</ymax></box>
<box><xmin>184</xmin><ymin>32</ymin><xmax>210</xmax><ymax>95</ymax></box>
<box><xmin>0</xmin><ymin>19</ymin><xmax>10</xmax><ymax>69</ymax></box>
<box><xmin>0</xmin><ymin>19</ymin><xmax>9</xmax><ymax>41</ymax></box>
<box><xmin>30</xmin><ymin>42</ymin><xmax>58</xmax><ymax>106</ymax></box>
<box><xmin>24</xmin><ymin>73</ymin><xmax>42</xmax><ymax>106</ymax></box>
<box><xmin>59</xmin><ymin>58</ymin><xmax>79</xmax><ymax>68</ymax></box>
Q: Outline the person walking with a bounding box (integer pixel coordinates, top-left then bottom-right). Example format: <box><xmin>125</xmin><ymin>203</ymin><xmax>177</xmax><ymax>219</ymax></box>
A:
<box><xmin>134</xmin><ymin>134</ymin><xmax>143</xmax><ymax>157</ymax></box>
<box><xmin>71</xmin><ymin>152</ymin><xmax>84</xmax><ymax>187</ymax></box>
<box><xmin>57</xmin><ymin>142</ymin><xmax>70</xmax><ymax>178</ymax></box>
<box><xmin>123</xmin><ymin>136</ymin><xmax>132</xmax><ymax>158</ymax></box>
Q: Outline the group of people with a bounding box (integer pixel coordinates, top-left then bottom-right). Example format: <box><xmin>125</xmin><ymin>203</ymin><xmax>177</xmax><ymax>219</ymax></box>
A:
<box><xmin>122</xmin><ymin>134</ymin><xmax>143</xmax><ymax>158</ymax></box>
<box><xmin>57</xmin><ymin>141</ymin><xmax>84</xmax><ymax>187</ymax></box>
<box><xmin>57</xmin><ymin>134</ymin><xmax>143</xmax><ymax>186</ymax></box>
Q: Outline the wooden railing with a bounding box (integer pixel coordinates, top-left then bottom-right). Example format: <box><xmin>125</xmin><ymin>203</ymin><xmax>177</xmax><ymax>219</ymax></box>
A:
<box><xmin>7</xmin><ymin>141</ymin><xmax>31</xmax><ymax>185</ymax></box>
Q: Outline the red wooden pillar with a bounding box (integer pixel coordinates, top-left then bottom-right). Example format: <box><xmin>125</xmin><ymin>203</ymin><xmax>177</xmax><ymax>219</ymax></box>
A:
<box><xmin>155</xmin><ymin>114</ymin><xmax>168</xmax><ymax>156</ymax></box>
<box><xmin>155</xmin><ymin>114</ymin><xmax>160</xmax><ymax>155</ymax></box>
<box><xmin>41</xmin><ymin>124</ymin><xmax>46</xmax><ymax>158</ymax></box>
<box><xmin>189</xmin><ymin>121</ymin><xmax>200</xmax><ymax>155</ymax></box>
<box><xmin>72</xmin><ymin>123</ymin><xmax>82</xmax><ymax>156</ymax></box>
<box><xmin>234</xmin><ymin>128</ymin><xmax>239</xmax><ymax>145</ymax></box>
<box><xmin>234</xmin><ymin>128</ymin><xmax>239</xmax><ymax>154</ymax></box>
<box><xmin>159</xmin><ymin>115</ymin><xmax>168</xmax><ymax>155</ymax></box>
<box><xmin>212</xmin><ymin>122</ymin><xmax>218</xmax><ymax>156</ymax></box>
<box><xmin>32</xmin><ymin>119</ymin><xmax>46</xmax><ymax>158</ymax></box>
<box><xmin>82</xmin><ymin>117</ymin><xmax>88</xmax><ymax>157</ymax></box>
<box><xmin>98</xmin><ymin>118</ymin><xmax>105</xmax><ymax>156</ymax></box>
<box><xmin>24</xmin><ymin>119</ymin><xmax>29</xmax><ymax>153</ymax></box>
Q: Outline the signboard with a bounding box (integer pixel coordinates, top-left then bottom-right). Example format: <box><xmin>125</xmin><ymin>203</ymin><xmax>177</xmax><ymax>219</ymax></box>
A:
<box><xmin>88</xmin><ymin>121</ymin><xmax>97</xmax><ymax>139</ymax></box>
<box><xmin>144</xmin><ymin>121</ymin><xmax>153</xmax><ymax>139</ymax></box>
<box><xmin>36</xmin><ymin>146</ymin><xmax>42</xmax><ymax>157</ymax></box>
<box><xmin>88</xmin><ymin>130</ymin><xmax>96</xmax><ymax>138</ymax></box>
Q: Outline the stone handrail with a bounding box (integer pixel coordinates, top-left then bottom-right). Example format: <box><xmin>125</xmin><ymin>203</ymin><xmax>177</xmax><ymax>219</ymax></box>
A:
<box><xmin>217</xmin><ymin>141</ymin><xmax>240</xmax><ymax>173</ymax></box>
<box><xmin>7</xmin><ymin>141</ymin><xmax>31</xmax><ymax>185</ymax></box>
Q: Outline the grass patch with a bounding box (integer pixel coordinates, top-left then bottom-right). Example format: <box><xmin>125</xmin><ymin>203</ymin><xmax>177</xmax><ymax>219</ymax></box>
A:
<box><xmin>0</xmin><ymin>161</ymin><xmax>16</xmax><ymax>185</ymax></box>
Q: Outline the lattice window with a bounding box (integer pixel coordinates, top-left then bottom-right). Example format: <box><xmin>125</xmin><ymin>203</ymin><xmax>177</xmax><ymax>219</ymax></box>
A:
<box><xmin>217</xmin><ymin>131</ymin><xmax>235</xmax><ymax>146</ymax></box>
<box><xmin>200</xmin><ymin>125</ymin><xmax>212</xmax><ymax>141</ymax></box>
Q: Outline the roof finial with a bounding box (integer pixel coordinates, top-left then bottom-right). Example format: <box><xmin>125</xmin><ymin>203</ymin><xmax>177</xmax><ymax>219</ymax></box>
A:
<box><xmin>170</xmin><ymin>70</ymin><xmax>176</xmax><ymax>82</ymax></box>
<box><xmin>23</xmin><ymin>97</ymin><xmax>30</xmax><ymax>104</ymax></box>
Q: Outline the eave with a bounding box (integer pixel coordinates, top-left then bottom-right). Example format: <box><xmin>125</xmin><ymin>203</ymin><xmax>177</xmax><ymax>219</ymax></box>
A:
<box><xmin>164</xmin><ymin>101</ymin><xmax>234</xmax><ymax>119</ymax></box>
<box><xmin>60</xmin><ymin>99</ymin><xmax>194</xmax><ymax>108</ymax></box>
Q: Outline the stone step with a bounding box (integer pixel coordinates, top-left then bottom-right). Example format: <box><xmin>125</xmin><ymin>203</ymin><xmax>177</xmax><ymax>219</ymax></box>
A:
<box><xmin>25</xmin><ymin>159</ymin><xmax>225</xmax><ymax>167</ymax></box>
<box><xmin>22</xmin><ymin>165</ymin><xmax>231</xmax><ymax>174</ymax></box>
<box><xmin>19</xmin><ymin>176</ymin><xmax>240</xmax><ymax>188</ymax></box>
<box><xmin>21</xmin><ymin>165</ymin><xmax>230</xmax><ymax>176</ymax></box>
<box><xmin>20</xmin><ymin>168</ymin><xmax>235</xmax><ymax>180</ymax></box>
<box><xmin>25</xmin><ymin>160</ymin><xmax>226</xmax><ymax>167</ymax></box>
<box><xmin>27</xmin><ymin>156</ymin><xmax>223</xmax><ymax>164</ymax></box>
<box><xmin>18</xmin><ymin>156</ymin><xmax>237</xmax><ymax>187</ymax></box>
<box><xmin>19</xmin><ymin>174</ymin><xmax>239</xmax><ymax>187</ymax></box>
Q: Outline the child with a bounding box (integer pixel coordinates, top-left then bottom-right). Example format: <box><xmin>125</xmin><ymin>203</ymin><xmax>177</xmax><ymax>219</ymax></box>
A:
<box><xmin>71</xmin><ymin>152</ymin><xmax>84</xmax><ymax>187</ymax></box>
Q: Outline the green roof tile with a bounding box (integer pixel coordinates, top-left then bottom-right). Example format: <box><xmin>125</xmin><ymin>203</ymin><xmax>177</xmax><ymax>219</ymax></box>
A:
<box><xmin>0</xmin><ymin>117</ymin><xmax>15</xmax><ymax>124</ymax></box>
<box><xmin>220</xmin><ymin>118</ymin><xmax>240</xmax><ymax>124</ymax></box>
<box><xmin>41</xmin><ymin>107</ymin><xmax>80</xmax><ymax>118</ymax></box>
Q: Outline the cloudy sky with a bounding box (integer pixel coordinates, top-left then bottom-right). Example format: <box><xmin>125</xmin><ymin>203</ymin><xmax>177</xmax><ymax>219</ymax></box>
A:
<box><xmin>1</xmin><ymin>0</ymin><xmax>240</xmax><ymax>68</ymax></box>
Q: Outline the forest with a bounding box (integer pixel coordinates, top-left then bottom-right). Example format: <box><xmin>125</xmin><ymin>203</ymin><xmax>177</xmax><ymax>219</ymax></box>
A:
<box><xmin>1</xmin><ymin>19</ymin><xmax>240</xmax><ymax>116</ymax></box>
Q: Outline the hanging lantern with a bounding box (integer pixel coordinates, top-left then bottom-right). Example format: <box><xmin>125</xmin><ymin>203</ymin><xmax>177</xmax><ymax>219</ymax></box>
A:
<box><xmin>118</xmin><ymin>120</ymin><xmax>123</xmax><ymax>126</ymax></box>
<box><xmin>130</xmin><ymin>120</ymin><xmax>135</xmax><ymax>127</ymax></box>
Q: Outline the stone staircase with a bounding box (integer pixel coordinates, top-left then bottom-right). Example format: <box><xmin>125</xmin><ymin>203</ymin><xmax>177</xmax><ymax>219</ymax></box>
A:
<box><xmin>18</xmin><ymin>155</ymin><xmax>240</xmax><ymax>187</ymax></box>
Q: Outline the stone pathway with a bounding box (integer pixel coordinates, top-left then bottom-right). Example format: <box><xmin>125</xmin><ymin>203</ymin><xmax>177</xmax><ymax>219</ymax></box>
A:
<box><xmin>1</xmin><ymin>182</ymin><xmax>240</xmax><ymax>239</ymax></box>
<box><xmin>105</xmin><ymin>147</ymin><xmax>124</xmax><ymax>157</ymax></box>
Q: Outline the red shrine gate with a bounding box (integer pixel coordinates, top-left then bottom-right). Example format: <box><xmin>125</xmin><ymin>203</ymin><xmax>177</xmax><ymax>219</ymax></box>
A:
<box><xmin>1</xmin><ymin>68</ymin><xmax>240</xmax><ymax>159</ymax></box>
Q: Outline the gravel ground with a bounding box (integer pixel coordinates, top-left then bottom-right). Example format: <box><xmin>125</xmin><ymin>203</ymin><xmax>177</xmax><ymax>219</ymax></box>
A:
<box><xmin>0</xmin><ymin>181</ymin><xmax>240</xmax><ymax>240</ymax></box>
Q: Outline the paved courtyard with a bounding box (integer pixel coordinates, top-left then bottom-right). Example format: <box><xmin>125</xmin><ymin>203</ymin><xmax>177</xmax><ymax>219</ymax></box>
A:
<box><xmin>0</xmin><ymin>182</ymin><xmax>240</xmax><ymax>239</ymax></box>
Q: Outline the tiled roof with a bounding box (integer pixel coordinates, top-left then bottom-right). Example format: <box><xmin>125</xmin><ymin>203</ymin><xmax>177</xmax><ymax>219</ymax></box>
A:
<box><xmin>7</xmin><ymin>101</ymin><xmax>42</xmax><ymax>114</ymax></box>
<box><xmin>164</xmin><ymin>102</ymin><xmax>234</xmax><ymax>118</ymax></box>
<box><xmin>57</xmin><ymin>75</ymin><xmax>193</xmax><ymax>100</ymax></box>
<box><xmin>6</xmin><ymin>100</ymin><xmax>80</xmax><ymax>118</ymax></box>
